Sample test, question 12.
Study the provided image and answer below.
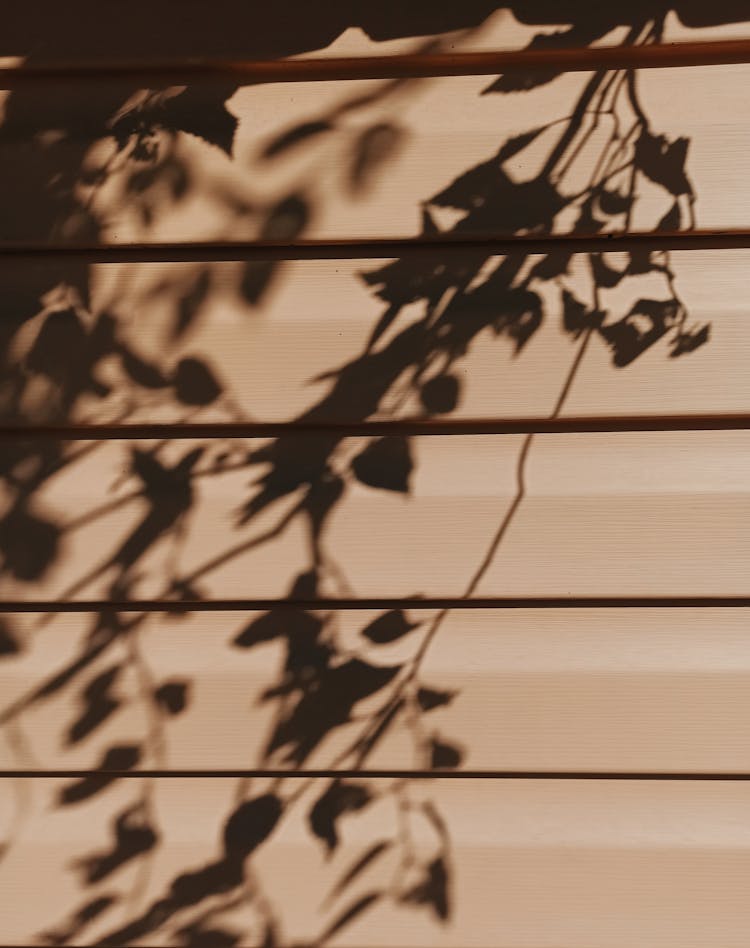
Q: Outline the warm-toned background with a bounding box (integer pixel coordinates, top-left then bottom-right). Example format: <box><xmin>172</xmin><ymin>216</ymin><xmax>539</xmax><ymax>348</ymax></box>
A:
<box><xmin>1</xmin><ymin>3</ymin><xmax>750</xmax><ymax>946</ymax></box>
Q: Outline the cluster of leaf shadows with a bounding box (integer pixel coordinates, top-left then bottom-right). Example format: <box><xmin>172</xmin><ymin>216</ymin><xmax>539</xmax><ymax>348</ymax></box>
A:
<box><xmin>0</xmin><ymin>2</ymin><xmax>742</xmax><ymax>944</ymax></box>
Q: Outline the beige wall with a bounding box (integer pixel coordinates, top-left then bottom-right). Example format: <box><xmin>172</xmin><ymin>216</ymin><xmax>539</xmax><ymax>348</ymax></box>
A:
<box><xmin>2</xmin><ymin>6</ymin><xmax>750</xmax><ymax>945</ymax></box>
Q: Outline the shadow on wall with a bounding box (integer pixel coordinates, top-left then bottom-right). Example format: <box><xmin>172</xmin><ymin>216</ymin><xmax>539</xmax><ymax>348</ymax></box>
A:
<box><xmin>0</xmin><ymin>3</ymin><xmax>747</xmax><ymax>946</ymax></box>
<box><xmin>0</xmin><ymin>1</ymin><xmax>748</xmax><ymax>62</ymax></box>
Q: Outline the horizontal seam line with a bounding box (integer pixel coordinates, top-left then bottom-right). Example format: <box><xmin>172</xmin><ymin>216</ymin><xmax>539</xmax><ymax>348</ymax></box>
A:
<box><xmin>3</xmin><ymin>38</ymin><xmax>750</xmax><ymax>83</ymax></box>
<box><xmin>2</xmin><ymin>770</ymin><xmax>750</xmax><ymax>780</ymax></box>
<box><xmin>1</xmin><ymin>415</ymin><xmax>749</xmax><ymax>440</ymax></box>
<box><xmin>1</xmin><ymin>598</ymin><xmax>749</xmax><ymax>613</ymax></box>
<box><xmin>1</xmin><ymin>230</ymin><xmax>750</xmax><ymax>260</ymax></box>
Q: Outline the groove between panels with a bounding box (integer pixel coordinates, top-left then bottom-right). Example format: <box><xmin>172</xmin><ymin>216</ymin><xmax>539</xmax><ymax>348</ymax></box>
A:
<box><xmin>2</xmin><ymin>770</ymin><xmax>750</xmax><ymax>781</ymax></box>
<box><xmin>3</xmin><ymin>38</ymin><xmax>750</xmax><ymax>85</ymax></box>
<box><xmin>2</xmin><ymin>229</ymin><xmax>750</xmax><ymax>262</ymax></box>
<box><xmin>2</xmin><ymin>598</ymin><xmax>749</xmax><ymax>613</ymax></box>
<box><xmin>1</xmin><ymin>414</ymin><xmax>749</xmax><ymax>441</ymax></box>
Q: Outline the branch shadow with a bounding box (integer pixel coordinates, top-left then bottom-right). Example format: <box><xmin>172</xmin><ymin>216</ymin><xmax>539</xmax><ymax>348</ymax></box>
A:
<box><xmin>0</xmin><ymin>3</ymin><xmax>746</xmax><ymax>945</ymax></box>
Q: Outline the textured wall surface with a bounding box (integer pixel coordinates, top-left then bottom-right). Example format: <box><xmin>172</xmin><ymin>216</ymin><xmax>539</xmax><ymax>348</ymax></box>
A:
<box><xmin>1</xmin><ymin>4</ymin><xmax>750</xmax><ymax>946</ymax></box>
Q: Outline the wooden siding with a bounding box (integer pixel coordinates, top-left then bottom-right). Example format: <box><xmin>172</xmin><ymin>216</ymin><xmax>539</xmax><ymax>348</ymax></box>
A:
<box><xmin>1</xmin><ymin>65</ymin><xmax>750</xmax><ymax>246</ymax></box>
<box><xmin>3</xmin><ymin>609</ymin><xmax>750</xmax><ymax>773</ymax></box>
<box><xmin>2</xmin><ymin>4</ymin><xmax>750</xmax><ymax>946</ymax></box>
<box><xmin>1</xmin><ymin>250</ymin><xmax>749</xmax><ymax>426</ymax></box>
<box><xmin>2</xmin><ymin>5</ymin><xmax>750</xmax><ymax>68</ymax></box>
<box><xmin>1</xmin><ymin>431</ymin><xmax>748</xmax><ymax>601</ymax></box>
<box><xmin>2</xmin><ymin>779</ymin><xmax>750</xmax><ymax>946</ymax></box>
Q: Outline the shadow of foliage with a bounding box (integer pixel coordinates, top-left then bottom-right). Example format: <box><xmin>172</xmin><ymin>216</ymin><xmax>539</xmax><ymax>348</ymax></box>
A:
<box><xmin>0</xmin><ymin>2</ymin><xmax>745</xmax><ymax>945</ymax></box>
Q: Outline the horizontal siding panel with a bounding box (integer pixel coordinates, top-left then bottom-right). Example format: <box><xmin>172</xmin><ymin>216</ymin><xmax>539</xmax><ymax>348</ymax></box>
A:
<box><xmin>3</xmin><ymin>6</ymin><xmax>750</xmax><ymax>67</ymax></box>
<box><xmin>1</xmin><ymin>64</ymin><xmax>750</xmax><ymax>245</ymax></box>
<box><xmin>1</xmin><ymin>777</ymin><xmax>750</xmax><ymax>945</ymax></box>
<box><xmin>5</xmin><ymin>10</ymin><xmax>750</xmax><ymax>948</ymax></box>
<box><xmin>1</xmin><ymin>431</ymin><xmax>748</xmax><ymax>601</ymax></box>
<box><xmin>1</xmin><ymin>249</ymin><xmax>748</xmax><ymax>426</ymax></box>
<box><xmin>2</xmin><ymin>609</ymin><xmax>750</xmax><ymax>772</ymax></box>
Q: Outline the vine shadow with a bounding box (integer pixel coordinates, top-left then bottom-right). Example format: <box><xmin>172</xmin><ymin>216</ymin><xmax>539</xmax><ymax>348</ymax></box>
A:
<box><xmin>0</xmin><ymin>2</ymin><xmax>746</xmax><ymax>945</ymax></box>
